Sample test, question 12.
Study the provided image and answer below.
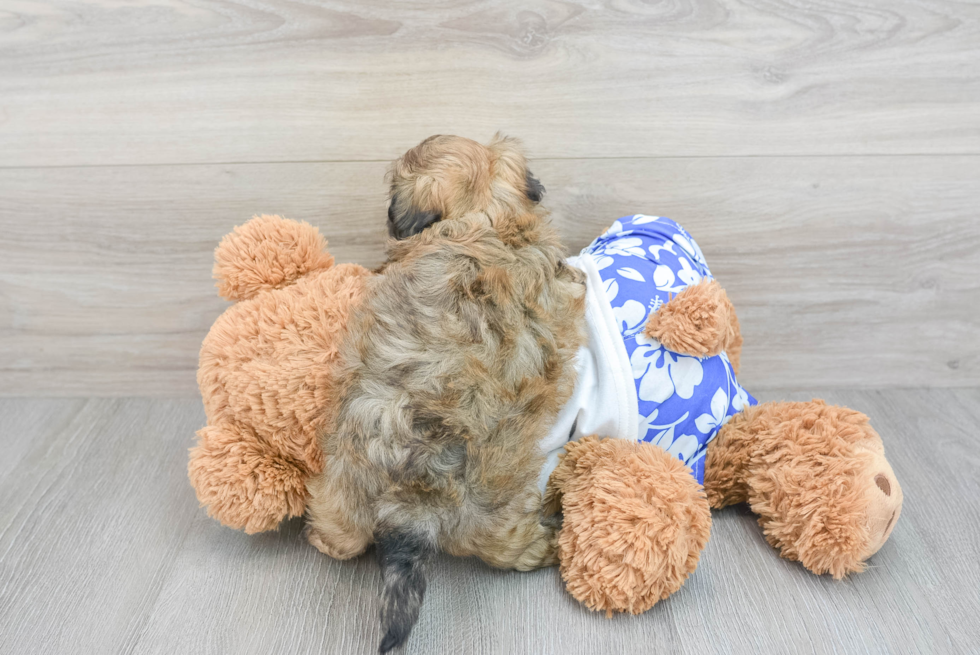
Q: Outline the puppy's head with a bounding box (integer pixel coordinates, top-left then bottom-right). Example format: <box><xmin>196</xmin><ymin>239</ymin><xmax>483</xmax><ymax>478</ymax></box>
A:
<box><xmin>386</xmin><ymin>134</ymin><xmax>545</xmax><ymax>240</ymax></box>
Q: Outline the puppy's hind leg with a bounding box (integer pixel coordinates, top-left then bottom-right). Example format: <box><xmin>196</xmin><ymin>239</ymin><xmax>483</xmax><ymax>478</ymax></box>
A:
<box><xmin>470</xmin><ymin>492</ymin><xmax>561</xmax><ymax>571</ymax></box>
<box><xmin>508</xmin><ymin>514</ymin><xmax>561</xmax><ymax>571</ymax></box>
<box><xmin>305</xmin><ymin>470</ymin><xmax>372</xmax><ymax>560</ymax></box>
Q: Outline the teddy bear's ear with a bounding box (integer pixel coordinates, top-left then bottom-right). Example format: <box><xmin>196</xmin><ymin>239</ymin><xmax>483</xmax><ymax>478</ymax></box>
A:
<box><xmin>213</xmin><ymin>215</ymin><xmax>334</xmax><ymax>301</ymax></box>
<box><xmin>387</xmin><ymin>191</ymin><xmax>442</xmax><ymax>240</ymax></box>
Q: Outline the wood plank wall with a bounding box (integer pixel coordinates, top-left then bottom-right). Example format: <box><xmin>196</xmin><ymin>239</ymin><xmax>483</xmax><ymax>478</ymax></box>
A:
<box><xmin>1</xmin><ymin>0</ymin><xmax>978</xmax><ymax>395</ymax></box>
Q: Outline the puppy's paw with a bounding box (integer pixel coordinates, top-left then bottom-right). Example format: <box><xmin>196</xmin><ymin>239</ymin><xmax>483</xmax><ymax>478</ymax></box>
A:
<box><xmin>304</xmin><ymin>524</ymin><xmax>369</xmax><ymax>560</ymax></box>
<box><xmin>512</xmin><ymin>522</ymin><xmax>560</xmax><ymax>571</ymax></box>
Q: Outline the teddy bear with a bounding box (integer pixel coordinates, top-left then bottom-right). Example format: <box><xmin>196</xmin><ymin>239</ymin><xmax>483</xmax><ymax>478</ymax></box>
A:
<box><xmin>189</xmin><ymin>212</ymin><xmax>903</xmax><ymax>616</ymax></box>
<box><xmin>539</xmin><ymin>212</ymin><xmax>904</xmax><ymax>613</ymax></box>
<box><xmin>188</xmin><ymin>215</ymin><xmax>371</xmax><ymax>534</ymax></box>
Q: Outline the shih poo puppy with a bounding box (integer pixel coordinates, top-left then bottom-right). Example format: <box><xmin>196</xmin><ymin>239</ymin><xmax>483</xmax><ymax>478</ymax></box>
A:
<box><xmin>305</xmin><ymin>134</ymin><xmax>585</xmax><ymax>652</ymax></box>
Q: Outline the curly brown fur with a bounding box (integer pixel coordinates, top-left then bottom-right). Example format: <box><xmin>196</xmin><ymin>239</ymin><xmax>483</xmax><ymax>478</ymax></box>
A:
<box><xmin>644</xmin><ymin>279</ymin><xmax>743</xmax><ymax>373</ymax></box>
<box><xmin>386</xmin><ymin>134</ymin><xmax>547</xmax><ymax>245</ymax></box>
<box><xmin>306</xmin><ymin>135</ymin><xmax>586</xmax><ymax>652</ymax></box>
<box><xmin>545</xmin><ymin>437</ymin><xmax>711</xmax><ymax>617</ymax></box>
<box><xmin>704</xmin><ymin>400</ymin><xmax>903</xmax><ymax>579</ymax></box>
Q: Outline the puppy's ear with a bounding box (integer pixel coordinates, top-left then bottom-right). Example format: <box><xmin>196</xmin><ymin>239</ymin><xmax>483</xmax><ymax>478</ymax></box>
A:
<box><xmin>388</xmin><ymin>193</ymin><xmax>442</xmax><ymax>239</ymax></box>
<box><xmin>525</xmin><ymin>170</ymin><xmax>545</xmax><ymax>203</ymax></box>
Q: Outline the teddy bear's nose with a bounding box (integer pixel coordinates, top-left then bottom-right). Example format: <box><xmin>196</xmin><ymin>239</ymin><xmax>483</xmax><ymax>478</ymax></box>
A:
<box><xmin>875</xmin><ymin>474</ymin><xmax>891</xmax><ymax>496</ymax></box>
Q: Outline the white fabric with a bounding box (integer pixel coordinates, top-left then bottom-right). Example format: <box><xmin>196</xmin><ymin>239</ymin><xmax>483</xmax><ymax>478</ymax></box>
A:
<box><xmin>537</xmin><ymin>254</ymin><xmax>638</xmax><ymax>494</ymax></box>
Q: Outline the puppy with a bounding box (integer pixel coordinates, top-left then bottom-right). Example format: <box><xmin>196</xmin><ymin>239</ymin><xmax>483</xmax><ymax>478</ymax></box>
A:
<box><xmin>305</xmin><ymin>135</ymin><xmax>586</xmax><ymax>652</ymax></box>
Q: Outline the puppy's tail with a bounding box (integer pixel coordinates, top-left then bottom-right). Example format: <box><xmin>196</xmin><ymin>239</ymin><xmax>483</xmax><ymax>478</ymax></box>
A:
<box><xmin>375</xmin><ymin>524</ymin><xmax>436</xmax><ymax>653</ymax></box>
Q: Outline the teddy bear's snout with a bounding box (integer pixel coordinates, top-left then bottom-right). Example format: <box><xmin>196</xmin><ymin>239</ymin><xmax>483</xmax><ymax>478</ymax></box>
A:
<box><xmin>863</xmin><ymin>462</ymin><xmax>903</xmax><ymax>559</ymax></box>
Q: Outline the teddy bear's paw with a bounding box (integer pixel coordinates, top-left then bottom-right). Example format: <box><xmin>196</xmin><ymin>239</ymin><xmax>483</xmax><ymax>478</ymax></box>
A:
<box><xmin>644</xmin><ymin>279</ymin><xmax>730</xmax><ymax>358</ymax></box>
<box><xmin>555</xmin><ymin>437</ymin><xmax>710</xmax><ymax>616</ymax></box>
<box><xmin>188</xmin><ymin>423</ymin><xmax>308</xmax><ymax>534</ymax></box>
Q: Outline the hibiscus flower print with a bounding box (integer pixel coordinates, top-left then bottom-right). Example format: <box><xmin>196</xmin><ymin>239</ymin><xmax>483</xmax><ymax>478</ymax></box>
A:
<box><xmin>630</xmin><ymin>332</ymin><xmax>704</xmax><ymax>403</ymax></box>
<box><xmin>599</xmin><ymin>236</ymin><xmax>647</xmax><ymax>259</ymax></box>
<box><xmin>603</xmin><ymin>277</ymin><xmax>619</xmax><ymax>303</ymax></box>
<box><xmin>639</xmin><ymin>409</ymin><xmax>682</xmax><ymax>447</ymax></box>
<box><xmin>694</xmin><ymin>388</ymin><xmax>731</xmax><ymax>435</ymax></box>
<box><xmin>638</xmin><ymin>406</ymin><xmax>701</xmax><ymax>465</ymax></box>
<box><xmin>613</xmin><ymin>300</ymin><xmax>648</xmax><ymax>335</ymax></box>
<box><xmin>666</xmin><ymin>433</ymin><xmax>701</xmax><ymax>462</ymax></box>
<box><xmin>653</xmin><ymin>258</ymin><xmax>703</xmax><ymax>294</ymax></box>
<box><xmin>720</xmin><ymin>351</ymin><xmax>751</xmax><ymax>412</ymax></box>
<box><xmin>580</xmin><ymin>212</ymin><xmax>759</xmax><ymax>486</ymax></box>
<box><xmin>731</xmin><ymin>380</ymin><xmax>750</xmax><ymax>412</ymax></box>
<box><xmin>616</xmin><ymin>267</ymin><xmax>645</xmax><ymax>282</ymax></box>
<box><xmin>594</xmin><ymin>255</ymin><xmax>614</xmax><ymax>271</ymax></box>
<box><xmin>672</xmin><ymin>231</ymin><xmax>709</xmax><ymax>270</ymax></box>
<box><xmin>648</xmin><ymin>239</ymin><xmax>676</xmax><ymax>261</ymax></box>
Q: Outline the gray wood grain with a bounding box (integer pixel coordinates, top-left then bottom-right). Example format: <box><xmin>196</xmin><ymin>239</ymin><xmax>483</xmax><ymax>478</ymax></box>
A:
<box><xmin>0</xmin><ymin>0</ymin><xmax>979</xmax><ymax>167</ymax></box>
<box><xmin>0</xmin><ymin>399</ymin><xmax>201</xmax><ymax>654</ymax></box>
<box><xmin>2</xmin><ymin>156</ymin><xmax>978</xmax><ymax>396</ymax></box>
<box><xmin>0</xmin><ymin>391</ymin><xmax>977</xmax><ymax>654</ymax></box>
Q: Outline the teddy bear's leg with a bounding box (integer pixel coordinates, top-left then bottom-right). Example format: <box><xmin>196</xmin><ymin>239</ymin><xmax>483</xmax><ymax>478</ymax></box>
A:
<box><xmin>704</xmin><ymin>401</ymin><xmax>903</xmax><ymax>578</ymax></box>
<box><xmin>644</xmin><ymin>279</ymin><xmax>743</xmax><ymax>372</ymax></box>
<box><xmin>546</xmin><ymin>436</ymin><xmax>711</xmax><ymax>616</ymax></box>
<box><xmin>188</xmin><ymin>421</ymin><xmax>309</xmax><ymax>534</ymax></box>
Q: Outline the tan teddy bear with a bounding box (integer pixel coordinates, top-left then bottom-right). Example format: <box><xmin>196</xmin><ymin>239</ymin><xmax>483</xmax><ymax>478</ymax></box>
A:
<box><xmin>188</xmin><ymin>213</ymin><xmax>901</xmax><ymax>618</ymax></box>
<box><xmin>188</xmin><ymin>215</ymin><xmax>370</xmax><ymax>534</ymax></box>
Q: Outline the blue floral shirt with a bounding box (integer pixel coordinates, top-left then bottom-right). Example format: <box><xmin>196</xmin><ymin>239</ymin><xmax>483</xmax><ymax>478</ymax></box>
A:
<box><xmin>580</xmin><ymin>215</ymin><xmax>756</xmax><ymax>484</ymax></box>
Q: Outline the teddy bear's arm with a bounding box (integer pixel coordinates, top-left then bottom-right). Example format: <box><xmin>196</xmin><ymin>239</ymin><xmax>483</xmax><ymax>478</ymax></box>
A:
<box><xmin>546</xmin><ymin>436</ymin><xmax>710</xmax><ymax>616</ymax></box>
<box><xmin>643</xmin><ymin>279</ymin><xmax>743</xmax><ymax>373</ymax></box>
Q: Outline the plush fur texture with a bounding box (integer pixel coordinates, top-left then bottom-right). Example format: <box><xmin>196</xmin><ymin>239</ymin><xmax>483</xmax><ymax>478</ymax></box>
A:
<box><xmin>645</xmin><ymin>277</ymin><xmax>902</xmax><ymax>579</ymax></box>
<box><xmin>305</xmin><ymin>135</ymin><xmax>586</xmax><ymax>652</ymax></box>
<box><xmin>545</xmin><ymin>436</ymin><xmax>711</xmax><ymax>617</ymax></box>
<box><xmin>213</xmin><ymin>214</ymin><xmax>338</xmax><ymax>302</ymax></box>
<box><xmin>537</xmin><ymin>261</ymin><xmax>901</xmax><ymax>615</ymax></box>
<box><xmin>189</xmin><ymin>216</ymin><xmax>371</xmax><ymax>533</ymax></box>
<box><xmin>644</xmin><ymin>279</ymin><xmax>743</xmax><ymax>373</ymax></box>
<box><xmin>704</xmin><ymin>400</ymin><xmax>903</xmax><ymax>579</ymax></box>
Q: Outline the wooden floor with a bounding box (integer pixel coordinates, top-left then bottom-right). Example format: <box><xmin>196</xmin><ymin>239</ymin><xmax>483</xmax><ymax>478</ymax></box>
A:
<box><xmin>1</xmin><ymin>389</ymin><xmax>978</xmax><ymax>654</ymax></box>
<box><xmin>2</xmin><ymin>1</ymin><xmax>979</xmax><ymax>653</ymax></box>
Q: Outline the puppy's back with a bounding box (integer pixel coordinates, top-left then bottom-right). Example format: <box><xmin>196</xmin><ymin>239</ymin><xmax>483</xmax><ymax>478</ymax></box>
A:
<box><xmin>320</xmin><ymin>210</ymin><xmax>584</xmax><ymax>649</ymax></box>
<box><xmin>339</xmin><ymin>212</ymin><xmax>582</xmax><ymax>483</ymax></box>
